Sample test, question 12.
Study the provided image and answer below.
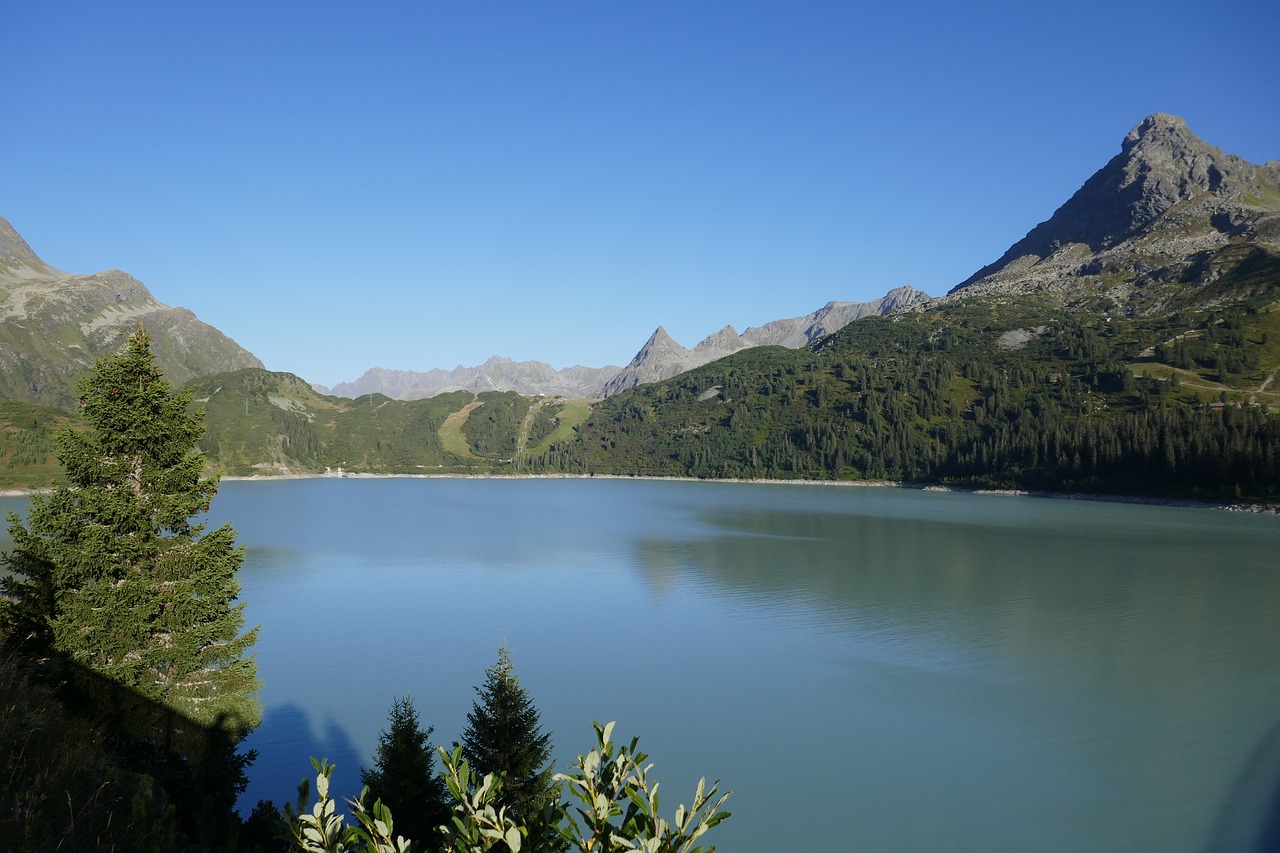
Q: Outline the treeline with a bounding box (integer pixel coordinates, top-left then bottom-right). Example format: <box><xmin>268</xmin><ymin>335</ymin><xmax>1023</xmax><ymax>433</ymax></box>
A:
<box><xmin>529</xmin><ymin>296</ymin><xmax>1280</xmax><ymax>501</ymax></box>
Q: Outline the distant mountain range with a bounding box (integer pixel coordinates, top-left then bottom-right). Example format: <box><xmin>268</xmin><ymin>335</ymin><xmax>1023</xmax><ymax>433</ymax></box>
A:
<box><xmin>318</xmin><ymin>114</ymin><xmax>1280</xmax><ymax>403</ymax></box>
<box><xmin>321</xmin><ymin>286</ymin><xmax>930</xmax><ymax>400</ymax></box>
<box><xmin>0</xmin><ymin>216</ymin><xmax>261</xmax><ymax>409</ymax></box>
<box><xmin>0</xmin><ymin>209</ymin><xmax>925</xmax><ymax>408</ymax></box>
<box><xmin>317</xmin><ymin>358</ymin><xmax>621</xmax><ymax>400</ymax></box>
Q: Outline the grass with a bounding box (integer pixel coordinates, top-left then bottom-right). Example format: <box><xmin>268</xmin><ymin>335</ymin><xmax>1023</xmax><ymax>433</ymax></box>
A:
<box><xmin>438</xmin><ymin>397</ymin><xmax>483</xmax><ymax>458</ymax></box>
<box><xmin>525</xmin><ymin>399</ymin><xmax>593</xmax><ymax>457</ymax></box>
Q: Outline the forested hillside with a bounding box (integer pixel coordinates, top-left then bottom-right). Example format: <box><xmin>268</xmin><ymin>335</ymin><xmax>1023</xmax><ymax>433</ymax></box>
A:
<box><xmin>530</xmin><ymin>291</ymin><xmax>1280</xmax><ymax>502</ymax></box>
<box><xmin>0</xmin><ymin>402</ymin><xmax>75</xmax><ymax>488</ymax></box>
<box><xmin>183</xmin><ymin>370</ymin><xmax>514</xmax><ymax>475</ymax></box>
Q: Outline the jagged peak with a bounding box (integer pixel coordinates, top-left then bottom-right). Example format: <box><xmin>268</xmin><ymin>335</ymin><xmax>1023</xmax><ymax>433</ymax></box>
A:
<box><xmin>951</xmin><ymin>114</ymin><xmax>1276</xmax><ymax>292</ymax></box>
<box><xmin>1123</xmin><ymin>113</ymin><xmax>1192</xmax><ymax>150</ymax></box>
<box><xmin>646</xmin><ymin>326</ymin><xmax>678</xmax><ymax>345</ymax></box>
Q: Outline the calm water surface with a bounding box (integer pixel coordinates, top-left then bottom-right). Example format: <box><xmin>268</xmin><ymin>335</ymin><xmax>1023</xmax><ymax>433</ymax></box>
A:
<box><xmin>5</xmin><ymin>478</ymin><xmax>1279</xmax><ymax>851</ymax></box>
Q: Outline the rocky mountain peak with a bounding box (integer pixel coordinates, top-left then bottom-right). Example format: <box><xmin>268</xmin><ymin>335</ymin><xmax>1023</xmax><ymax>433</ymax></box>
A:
<box><xmin>951</xmin><ymin>114</ymin><xmax>1279</xmax><ymax>301</ymax></box>
<box><xmin>1121</xmin><ymin>112</ymin><xmax>1191</xmax><ymax>152</ymax></box>
<box><xmin>693</xmin><ymin>325</ymin><xmax>745</xmax><ymax>354</ymax></box>
<box><xmin>646</xmin><ymin>326</ymin><xmax>677</xmax><ymax>345</ymax></box>
<box><xmin>601</xmin><ymin>287</ymin><xmax>930</xmax><ymax>397</ymax></box>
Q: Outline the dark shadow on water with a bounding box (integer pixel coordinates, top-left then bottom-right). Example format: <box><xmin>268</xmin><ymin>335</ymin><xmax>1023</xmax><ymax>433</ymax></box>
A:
<box><xmin>1203</xmin><ymin>719</ymin><xmax>1280</xmax><ymax>853</ymax></box>
<box><xmin>239</xmin><ymin>701</ymin><xmax>364</xmax><ymax>815</ymax></box>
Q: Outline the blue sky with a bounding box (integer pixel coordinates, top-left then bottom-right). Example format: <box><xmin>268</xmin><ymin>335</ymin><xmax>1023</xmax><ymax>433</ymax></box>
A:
<box><xmin>5</xmin><ymin>1</ymin><xmax>1277</xmax><ymax>387</ymax></box>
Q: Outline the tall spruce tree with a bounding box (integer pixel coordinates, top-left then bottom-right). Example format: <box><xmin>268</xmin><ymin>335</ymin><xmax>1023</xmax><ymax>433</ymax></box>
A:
<box><xmin>0</xmin><ymin>329</ymin><xmax>260</xmax><ymax>818</ymax></box>
<box><xmin>461</xmin><ymin>646</ymin><xmax>559</xmax><ymax>840</ymax></box>
<box><xmin>361</xmin><ymin>695</ymin><xmax>451</xmax><ymax>851</ymax></box>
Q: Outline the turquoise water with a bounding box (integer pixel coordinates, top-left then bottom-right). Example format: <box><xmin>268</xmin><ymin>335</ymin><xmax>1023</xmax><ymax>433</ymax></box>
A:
<box><xmin>5</xmin><ymin>478</ymin><xmax>1280</xmax><ymax>851</ymax></box>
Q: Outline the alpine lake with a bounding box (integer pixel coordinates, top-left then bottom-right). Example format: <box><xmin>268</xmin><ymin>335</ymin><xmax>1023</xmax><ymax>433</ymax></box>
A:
<box><xmin>4</xmin><ymin>477</ymin><xmax>1279</xmax><ymax>852</ymax></box>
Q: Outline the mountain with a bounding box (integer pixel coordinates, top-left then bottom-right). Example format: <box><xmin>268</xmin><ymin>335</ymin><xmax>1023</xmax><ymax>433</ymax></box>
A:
<box><xmin>325</xmin><ymin>287</ymin><xmax>929</xmax><ymax>401</ymax></box>
<box><xmin>951</xmin><ymin>113</ymin><xmax>1280</xmax><ymax>311</ymax></box>
<box><xmin>175</xmin><ymin>368</ymin><xmax>593</xmax><ymax>476</ymax></box>
<box><xmin>325</xmin><ymin>357</ymin><xmax>621</xmax><ymax>401</ymax></box>
<box><xmin>519</xmin><ymin>115</ymin><xmax>1280</xmax><ymax>501</ymax></box>
<box><xmin>0</xmin><ymin>215</ymin><xmax>262</xmax><ymax>409</ymax></box>
<box><xmin>600</xmin><ymin>286</ymin><xmax>930</xmax><ymax>396</ymax></box>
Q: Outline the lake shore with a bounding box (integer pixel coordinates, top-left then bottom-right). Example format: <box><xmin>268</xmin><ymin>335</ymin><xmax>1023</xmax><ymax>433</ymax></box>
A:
<box><xmin>223</xmin><ymin>471</ymin><xmax>1279</xmax><ymax>513</ymax></box>
<box><xmin>4</xmin><ymin>471</ymin><xmax>1275</xmax><ymax>514</ymax></box>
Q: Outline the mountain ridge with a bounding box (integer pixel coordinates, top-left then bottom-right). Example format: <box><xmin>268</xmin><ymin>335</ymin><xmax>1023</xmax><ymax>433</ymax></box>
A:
<box><xmin>0</xmin><ymin>215</ymin><xmax>263</xmax><ymax>409</ymax></box>
<box><xmin>322</xmin><ymin>357</ymin><xmax>621</xmax><ymax>400</ymax></box>
<box><xmin>600</xmin><ymin>285</ymin><xmax>931</xmax><ymax>396</ymax></box>
<box><xmin>322</xmin><ymin>285</ymin><xmax>931</xmax><ymax>401</ymax></box>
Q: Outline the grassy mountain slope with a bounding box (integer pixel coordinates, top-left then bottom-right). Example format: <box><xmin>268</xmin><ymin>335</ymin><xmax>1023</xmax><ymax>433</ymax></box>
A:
<box><xmin>185</xmin><ymin>369</ymin><xmax>489</xmax><ymax>475</ymax></box>
<box><xmin>0</xmin><ymin>371</ymin><xmax>571</xmax><ymax>484</ymax></box>
<box><xmin>0</xmin><ymin>216</ymin><xmax>262</xmax><ymax>410</ymax></box>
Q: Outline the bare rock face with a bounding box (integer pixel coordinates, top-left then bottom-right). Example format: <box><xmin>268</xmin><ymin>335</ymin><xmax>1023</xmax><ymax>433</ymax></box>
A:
<box><xmin>741</xmin><ymin>286</ymin><xmax>930</xmax><ymax>348</ymax></box>
<box><xmin>0</xmin><ymin>215</ymin><xmax>263</xmax><ymax>408</ymax></box>
<box><xmin>602</xmin><ymin>327</ymin><xmax>697</xmax><ymax>394</ymax></box>
<box><xmin>951</xmin><ymin>114</ymin><xmax>1280</xmax><ymax>311</ymax></box>
<box><xmin>600</xmin><ymin>286</ymin><xmax>930</xmax><ymax>396</ymax></box>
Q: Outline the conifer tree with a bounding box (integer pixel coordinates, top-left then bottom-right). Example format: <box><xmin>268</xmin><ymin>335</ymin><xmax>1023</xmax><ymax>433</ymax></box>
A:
<box><xmin>1</xmin><ymin>329</ymin><xmax>260</xmax><ymax>808</ymax></box>
<box><xmin>361</xmin><ymin>695</ymin><xmax>451</xmax><ymax>851</ymax></box>
<box><xmin>461</xmin><ymin>646</ymin><xmax>559</xmax><ymax>839</ymax></box>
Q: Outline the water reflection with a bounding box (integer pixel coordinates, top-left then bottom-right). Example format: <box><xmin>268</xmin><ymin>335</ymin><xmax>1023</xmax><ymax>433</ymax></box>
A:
<box><xmin>635</xmin><ymin>502</ymin><xmax>1280</xmax><ymax>696</ymax></box>
<box><xmin>627</xmin><ymin>491</ymin><xmax>1280</xmax><ymax>851</ymax></box>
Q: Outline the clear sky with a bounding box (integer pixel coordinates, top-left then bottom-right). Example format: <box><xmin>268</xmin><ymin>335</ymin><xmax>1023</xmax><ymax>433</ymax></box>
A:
<box><xmin>5</xmin><ymin>1</ymin><xmax>1277</xmax><ymax>387</ymax></box>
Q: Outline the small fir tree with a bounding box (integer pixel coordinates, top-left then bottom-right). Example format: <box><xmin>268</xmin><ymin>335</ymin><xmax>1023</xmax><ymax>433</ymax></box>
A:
<box><xmin>461</xmin><ymin>646</ymin><xmax>559</xmax><ymax>838</ymax></box>
<box><xmin>361</xmin><ymin>695</ymin><xmax>451</xmax><ymax>851</ymax></box>
<box><xmin>0</xmin><ymin>328</ymin><xmax>260</xmax><ymax>830</ymax></box>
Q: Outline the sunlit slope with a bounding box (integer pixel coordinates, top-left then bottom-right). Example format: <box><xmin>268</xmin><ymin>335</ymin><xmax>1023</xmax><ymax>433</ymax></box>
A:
<box><xmin>184</xmin><ymin>371</ymin><xmax>575</xmax><ymax>475</ymax></box>
<box><xmin>184</xmin><ymin>369</ymin><xmax>481</xmax><ymax>475</ymax></box>
<box><xmin>532</xmin><ymin>291</ymin><xmax>1280</xmax><ymax>501</ymax></box>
